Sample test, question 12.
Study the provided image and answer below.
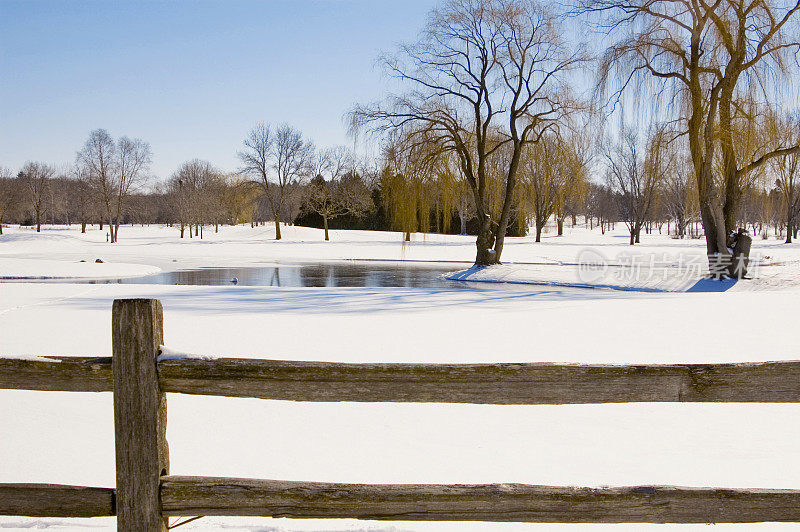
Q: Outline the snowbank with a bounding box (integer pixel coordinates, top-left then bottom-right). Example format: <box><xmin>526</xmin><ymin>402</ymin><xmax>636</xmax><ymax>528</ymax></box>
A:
<box><xmin>0</xmin><ymin>257</ymin><xmax>161</xmax><ymax>280</ymax></box>
<box><xmin>445</xmin><ymin>263</ymin><xmax>739</xmax><ymax>292</ymax></box>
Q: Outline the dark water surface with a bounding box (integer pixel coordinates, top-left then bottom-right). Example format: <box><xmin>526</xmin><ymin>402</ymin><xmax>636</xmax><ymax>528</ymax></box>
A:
<box><xmin>88</xmin><ymin>262</ymin><xmax>479</xmax><ymax>289</ymax></box>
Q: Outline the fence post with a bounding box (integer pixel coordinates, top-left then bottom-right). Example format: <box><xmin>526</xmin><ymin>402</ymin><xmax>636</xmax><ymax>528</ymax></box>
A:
<box><xmin>112</xmin><ymin>298</ymin><xmax>168</xmax><ymax>531</ymax></box>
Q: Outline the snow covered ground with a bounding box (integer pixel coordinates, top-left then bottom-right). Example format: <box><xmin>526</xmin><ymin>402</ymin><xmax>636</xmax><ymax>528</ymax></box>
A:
<box><xmin>1</xmin><ymin>223</ymin><xmax>800</xmax><ymax>531</ymax></box>
<box><xmin>0</xmin><ymin>257</ymin><xmax>160</xmax><ymax>280</ymax></box>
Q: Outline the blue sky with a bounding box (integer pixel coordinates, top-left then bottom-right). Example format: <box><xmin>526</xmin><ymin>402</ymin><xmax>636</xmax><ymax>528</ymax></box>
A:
<box><xmin>1</xmin><ymin>0</ymin><xmax>437</xmax><ymax>179</ymax></box>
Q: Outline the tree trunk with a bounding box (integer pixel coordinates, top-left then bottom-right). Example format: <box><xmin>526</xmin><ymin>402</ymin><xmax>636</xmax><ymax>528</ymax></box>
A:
<box><xmin>36</xmin><ymin>209</ymin><xmax>41</xmax><ymax>232</ymax></box>
<box><xmin>274</xmin><ymin>216</ymin><xmax>282</xmax><ymax>240</ymax></box>
<box><xmin>557</xmin><ymin>218</ymin><xmax>564</xmax><ymax>236</ymax></box>
<box><xmin>323</xmin><ymin>214</ymin><xmax>329</xmax><ymax>241</ymax></box>
<box><xmin>81</xmin><ymin>221</ymin><xmax>86</xmax><ymax>234</ymax></box>
<box><xmin>629</xmin><ymin>228</ymin><xmax>635</xmax><ymax>245</ymax></box>
<box><xmin>475</xmin><ymin>215</ymin><xmax>496</xmax><ymax>265</ymax></box>
<box><xmin>728</xmin><ymin>230</ymin><xmax>752</xmax><ymax>278</ymax></box>
<box><xmin>535</xmin><ymin>222</ymin><xmax>543</xmax><ymax>243</ymax></box>
<box><xmin>786</xmin><ymin>206</ymin><xmax>793</xmax><ymax>244</ymax></box>
<box><xmin>459</xmin><ymin>214</ymin><xmax>467</xmax><ymax>235</ymax></box>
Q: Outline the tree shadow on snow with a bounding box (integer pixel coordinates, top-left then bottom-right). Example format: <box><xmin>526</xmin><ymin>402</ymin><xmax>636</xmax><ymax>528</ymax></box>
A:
<box><xmin>70</xmin><ymin>284</ymin><xmax>623</xmax><ymax>316</ymax></box>
<box><xmin>686</xmin><ymin>277</ymin><xmax>738</xmax><ymax>292</ymax></box>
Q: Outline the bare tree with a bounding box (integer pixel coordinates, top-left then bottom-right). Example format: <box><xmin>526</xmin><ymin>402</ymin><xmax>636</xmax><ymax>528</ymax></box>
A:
<box><xmin>239</xmin><ymin>123</ymin><xmax>313</xmax><ymax>239</ymax></box>
<box><xmin>663</xmin><ymin>166</ymin><xmax>689</xmax><ymax>239</ymax></box>
<box><xmin>76</xmin><ymin>129</ymin><xmax>151</xmax><ymax>242</ymax></box>
<box><xmin>585</xmin><ymin>181</ymin><xmax>618</xmax><ymax>233</ymax></box>
<box><xmin>113</xmin><ymin>136</ymin><xmax>152</xmax><ymax>241</ymax></box>
<box><xmin>272</xmin><ymin>124</ymin><xmax>313</xmax><ymax>236</ymax></box>
<box><xmin>313</xmin><ymin>146</ymin><xmax>355</xmax><ymax>186</ymax></box>
<box><xmin>604</xmin><ymin>128</ymin><xmax>664</xmax><ymax>244</ymax></box>
<box><xmin>70</xmin><ymin>164</ymin><xmax>97</xmax><ymax>233</ymax></box>
<box><xmin>303</xmin><ymin>146</ymin><xmax>372</xmax><ymax>240</ymax></box>
<box><xmin>77</xmin><ymin>129</ymin><xmax>117</xmax><ymax>239</ymax></box>
<box><xmin>304</xmin><ymin>149</ymin><xmax>373</xmax><ymax>241</ymax></box>
<box><xmin>19</xmin><ymin>162</ymin><xmax>55</xmax><ymax>232</ymax></box>
<box><xmin>168</xmin><ymin>159</ymin><xmax>219</xmax><ymax>239</ymax></box>
<box><xmin>238</xmin><ymin>122</ymin><xmax>272</xmax><ymax>229</ymax></box>
<box><xmin>352</xmin><ymin>0</ymin><xmax>584</xmax><ymax>265</ymax></box>
<box><xmin>166</xmin><ymin>171</ymin><xmax>189</xmax><ymax>238</ymax></box>
<box><xmin>0</xmin><ymin>166</ymin><xmax>21</xmax><ymax>235</ymax></box>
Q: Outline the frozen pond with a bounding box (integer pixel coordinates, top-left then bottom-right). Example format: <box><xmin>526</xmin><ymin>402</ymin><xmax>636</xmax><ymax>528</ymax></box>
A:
<box><xmin>1</xmin><ymin>261</ymin><xmax>621</xmax><ymax>294</ymax></box>
<box><xmin>60</xmin><ymin>262</ymin><xmax>604</xmax><ymax>293</ymax></box>
<box><xmin>83</xmin><ymin>262</ymin><xmax>481</xmax><ymax>289</ymax></box>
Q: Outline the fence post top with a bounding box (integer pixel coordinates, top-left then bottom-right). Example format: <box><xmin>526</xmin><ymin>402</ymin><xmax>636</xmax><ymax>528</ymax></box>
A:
<box><xmin>112</xmin><ymin>298</ymin><xmax>162</xmax><ymax>306</ymax></box>
<box><xmin>112</xmin><ymin>298</ymin><xmax>164</xmax><ymax>317</ymax></box>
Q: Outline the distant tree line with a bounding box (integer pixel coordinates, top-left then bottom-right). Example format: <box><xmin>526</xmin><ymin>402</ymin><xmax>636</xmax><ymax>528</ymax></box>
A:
<box><xmin>2</xmin><ymin>112</ymin><xmax>799</xmax><ymax>245</ymax></box>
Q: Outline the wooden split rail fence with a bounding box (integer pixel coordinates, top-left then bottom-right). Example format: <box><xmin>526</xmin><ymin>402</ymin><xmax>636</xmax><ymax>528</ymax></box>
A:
<box><xmin>1</xmin><ymin>298</ymin><xmax>800</xmax><ymax>529</ymax></box>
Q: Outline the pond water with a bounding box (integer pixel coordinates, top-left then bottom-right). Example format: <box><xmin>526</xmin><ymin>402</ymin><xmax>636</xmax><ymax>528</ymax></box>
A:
<box><xmin>86</xmin><ymin>262</ymin><xmax>483</xmax><ymax>289</ymax></box>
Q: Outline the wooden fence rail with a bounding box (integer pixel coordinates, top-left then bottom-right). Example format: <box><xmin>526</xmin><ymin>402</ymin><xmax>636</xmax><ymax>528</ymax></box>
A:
<box><xmin>5</xmin><ymin>355</ymin><xmax>800</xmax><ymax>404</ymax></box>
<box><xmin>1</xmin><ymin>298</ymin><xmax>799</xmax><ymax>529</ymax></box>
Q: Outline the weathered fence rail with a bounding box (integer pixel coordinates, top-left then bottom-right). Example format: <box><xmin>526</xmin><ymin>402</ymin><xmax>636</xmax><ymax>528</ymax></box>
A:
<box><xmin>1</xmin><ymin>298</ymin><xmax>799</xmax><ymax>529</ymax></box>
<box><xmin>6</xmin><ymin>355</ymin><xmax>800</xmax><ymax>404</ymax></box>
<box><xmin>0</xmin><ymin>484</ymin><xmax>115</xmax><ymax>518</ymax></box>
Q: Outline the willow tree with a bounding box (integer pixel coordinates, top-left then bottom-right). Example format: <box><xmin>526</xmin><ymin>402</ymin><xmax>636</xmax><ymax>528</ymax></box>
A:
<box><xmin>554</xmin><ymin>126</ymin><xmax>592</xmax><ymax>235</ymax></box>
<box><xmin>520</xmin><ymin>134</ymin><xmax>563</xmax><ymax>241</ymax></box>
<box><xmin>772</xmin><ymin>115</ymin><xmax>800</xmax><ymax>242</ymax></box>
<box><xmin>380</xmin><ymin>131</ymin><xmax>439</xmax><ymax>240</ymax></box>
<box><xmin>352</xmin><ymin>0</ymin><xmax>582</xmax><ymax>265</ymax></box>
<box><xmin>519</xmin><ymin>131</ymin><xmax>589</xmax><ymax>241</ymax></box>
<box><xmin>586</xmin><ymin>0</ymin><xmax>800</xmax><ymax>268</ymax></box>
